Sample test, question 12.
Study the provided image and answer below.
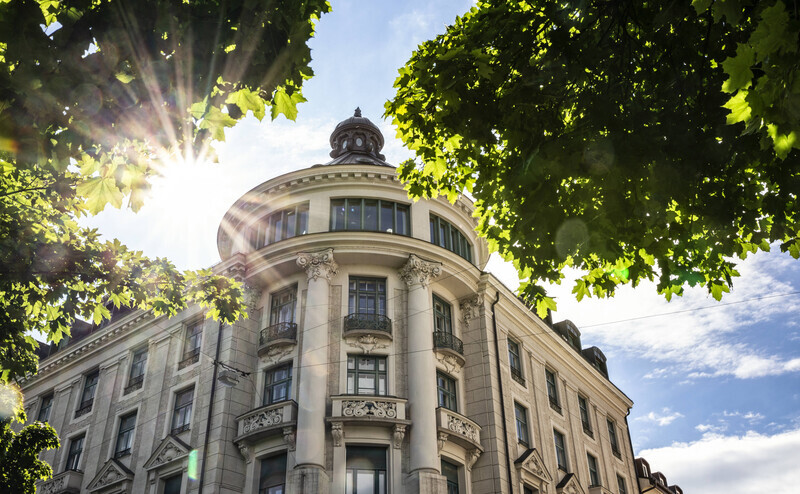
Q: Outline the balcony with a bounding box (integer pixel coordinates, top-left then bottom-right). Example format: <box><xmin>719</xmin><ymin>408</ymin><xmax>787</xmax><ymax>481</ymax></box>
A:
<box><xmin>549</xmin><ymin>396</ymin><xmax>562</xmax><ymax>414</ymax></box>
<box><xmin>235</xmin><ymin>400</ymin><xmax>297</xmax><ymax>444</ymax></box>
<box><xmin>343</xmin><ymin>313</ymin><xmax>392</xmax><ymax>339</ymax></box>
<box><xmin>74</xmin><ymin>399</ymin><xmax>93</xmax><ymax>418</ymax></box>
<box><xmin>330</xmin><ymin>395</ymin><xmax>408</xmax><ymax>424</ymax></box>
<box><xmin>433</xmin><ymin>331</ymin><xmax>465</xmax><ymax>366</ymax></box>
<box><xmin>510</xmin><ymin>366</ymin><xmax>526</xmax><ymax>386</ymax></box>
<box><xmin>258</xmin><ymin>322</ymin><xmax>298</xmax><ymax>356</ymax></box>
<box><xmin>583</xmin><ymin>424</ymin><xmax>594</xmax><ymax>438</ymax></box>
<box><xmin>37</xmin><ymin>469</ymin><xmax>84</xmax><ymax>494</ymax></box>
<box><xmin>177</xmin><ymin>348</ymin><xmax>200</xmax><ymax>369</ymax></box>
<box><xmin>124</xmin><ymin>375</ymin><xmax>144</xmax><ymax>395</ymax></box>
<box><xmin>436</xmin><ymin>407</ymin><xmax>483</xmax><ymax>452</ymax></box>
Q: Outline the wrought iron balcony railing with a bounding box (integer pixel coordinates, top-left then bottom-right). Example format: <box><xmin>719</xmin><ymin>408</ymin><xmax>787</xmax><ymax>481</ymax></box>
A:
<box><xmin>178</xmin><ymin>348</ymin><xmax>200</xmax><ymax>369</ymax></box>
<box><xmin>343</xmin><ymin>313</ymin><xmax>392</xmax><ymax>335</ymax></box>
<box><xmin>124</xmin><ymin>375</ymin><xmax>144</xmax><ymax>395</ymax></box>
<box><xmin>583</xmin><ymin>423</ymin><xmax>594</xmax><ymax>438</ymax></box>
<box><xmin>510</xmin><ymin>366</ymin><xmax>525</xmax><ymax>385</ymax></box>
<box><xmin>549</xmin><ymin>396</ymin><xmax>562</xmax><ymax>414</ymax></box>
<box><xmin>433</xmin><ymin>331</ymin><xmax>464</xmax><ymax>356</ymax></box>
<box><xmin>260</xmin><ymin>322</ymin><xmax>298</xmax><ymax>346</ymax></box>
<box><xmin>74</xmin><ymin>399</ymin><xmax>93</xmax><ymax>418</ymax></box>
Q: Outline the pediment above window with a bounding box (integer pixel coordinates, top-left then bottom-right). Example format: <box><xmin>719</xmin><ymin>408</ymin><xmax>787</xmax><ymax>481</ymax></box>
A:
<box><xmin>86</xmin><ymin>458</ymin><xmax>133</xmax><ymax>492</ymax></box>
<box><xmin>515</xmin><ymin>448</ymin><xmax>553</xmax><ymax>484</ymax></box>
<box><xmin>556</xmin><ymin>473</ymin><xmax>587</xmax><ymax>494</ymax></box>
<box><xmin>143</xmin><ymin>435</ymin><xmax>191</xmax><ymax>471</ymax></box>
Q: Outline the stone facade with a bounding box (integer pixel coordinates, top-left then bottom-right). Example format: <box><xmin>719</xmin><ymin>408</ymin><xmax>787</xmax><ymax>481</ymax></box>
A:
<box><xmin>23</xmin><ymin>111</ymin><xmax>640</xmax><ymax>494</ymax></box>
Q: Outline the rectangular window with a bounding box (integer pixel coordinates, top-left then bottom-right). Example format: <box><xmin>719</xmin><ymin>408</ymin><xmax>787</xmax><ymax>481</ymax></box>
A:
<box><xmin>125</xmin><ymin>347</ymin><xmax>147</xmax><ymax>394</ymax></box>
<box><xmin>346</xmin><ymin>446</ymin><xmax>387</xmax><ymax>494</ymax></box>
<box><xmin>331</xmin><ymin>198</ymin><xmax>410</xmax><ymax>235</ymax></box>
<box><xmin>441</xmin><ymin>459</ymin><xmax>460</xmax><ymax>494</ymax></box>
<box><xmin>269</xmin><ymin>286</ymin><xmax>297</xmax><ymax>326</ymax></box>
<box><xmin>347</xmin><ymin>355</ymin><xmax>387</xmax><ymax>395</ymax></box>
<box><xmin>115</xmin><ymin>412</ymin><xmax>137</xmax><ymax>458</ymax></box>
<box><xmin>433</xmin><ymin>295</ymin><xmax>453</xmax><ymax>334</ymax></box>
<box><xmin>348</xmin><ymin>277</ymin><xmax>386</xmax><ymax>316</ymax></box>
<box><xmin>65</xmin><ymin>434</ymin><xmax>84</xmax><ymax>471</ymax></box>
<box><xmin>545</xmin><ymin>369</ymin><xmax>561</xmax><ymax>413</ymax></box>
<box><xmin>171</xmin><ymin>387</ymin><xmax>194</xmax><ymax>434</ymax></box>
<box><xmin>263</xmin><ymin>363</ymin><xmax>292</xmax><ymax>406</ymax></box>
<box><xmin>553</xmin><ymin>429</ymin><xmax>568</xmax><ymax>471</ymax></box>
<box><xmin>617</xmin><ymin>474</ymin><xmax>628</xmax><ymax>494</ymax></box>
<box><xmin>37</xmin><ymin>393</ymin><xmax>53</xmax><ymax>422</ymax></box>
<box><xmin>514</xmin><ymin>402</ymin><xmax>530</xmax><ymax>446</ymax></box>
<box><xmin>523</xmin><ymin>487</ymin><xmax>536</xmax><ymax>494</ymax></box>
<box><xmin>260</xmin><ymin>453</ymin><xmax>287</xmax><ymax>494</ymax></box>
<box><xmin>75</xmin><ymin>369</ymin><xmax>99</xmax><ymax>417</ymax></box>
<box><xmin>607</xmin><ymin>419</ymin><xmax>621</xmax><ymax>457</ymax></box>
<box><xmin>179</xmin><ymin>321</ymin><xmax>202</xmax><ymax>369</ymax></box>
<box><xmin>253</xmin><ymin>203</ymin><xmax>309</xmax><ymax>248</ymax></box>
<box><xmin>437</xmin><ymin>371</ymin><xmax>458</xmax><ymax>412</ymax></box>
<box><xmin>429</xmin><ymin>214</ymin><xmax>472</xmax><ymax>262</ymax></box>
<box><xmin>508</xmin><ymin>339</ymin><xmax>524</xmax><ymax>384</ymax></box>
<box><xmin>588</xmin><ymin>453</ymin><xmax>600</xmax><ymax>486</ymax></box>
<box><xmin>578</xmin><ymin>395</ymin><xmax>593</xmax><ymax>436</ymax></box>
<box><xmin>163</xmin><ymin>474</ymin><xmax>182</xmax><ymax>494</ymax></box>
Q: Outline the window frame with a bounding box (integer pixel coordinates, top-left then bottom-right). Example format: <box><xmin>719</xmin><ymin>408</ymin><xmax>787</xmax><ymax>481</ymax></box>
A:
<box><xmin>269</xmin><ymin>285</ymin><xmax>297</xmax><ymax>326</ymax></box>
<box><xmin>162</xmin><ymin>473</ymin><xmax>183</xmax><ymax>494</ymax></box>
<box><xmin>345</xmin><ymin>445</ymin><xmax>388</xmax><ymax>494</ymax></box>
<box><xmin>37</xmin><ymin>392</ymin><xmax>53</xmax><ymax>422</ymax></box>
<box><xmin>259</xmin><ymin>452</ymin><xmax>287</xmax><ymax>494</ymax></box>
<box><xmin>64</xmin><ymin>433</ymin><xmax>85</xmax><ymax>472</ymax></box>
<box><xmin>617</xmin><ymin>474</ymin><xmax>628</xmax><ymax>494</ymax></box>
<box><xmin>578</xmin><ymin>394</ymin><xmax>593</xmax><ymax>436</ymax></box>
<box><xmin>263</xmin><ymin>362</ymin><xmax>293</xmax><ymax>406</ymax></box>
<box><xmin>348</xmin><ymin>277</ymin><xmax>387</xmax><ymax>316</ymax></box>
<box><xmin>514</xmin><ymin>402</ymin><xmax>530</xmax><ymax>446</ymax></box>
<box><xmin>429</xmin><ymin>213</ymin><xmax>473</xmax><ymax>262</ymax></box>
<box><xmin>433</xmin><ymin>294</ymin><xmax>453</xmax><ymax>335</ymax></box>
<box><xmin>545</xmin><ymin>368</ymin><xmax>561</xmax><ymax>413</ymax></box>
<box><xmin>114</xmin><ymin>411</ymin><xmax>137</xmax><ymax>458</ymax></box>
<box><xmin>553</xmin><ymin>429</ymin><xmax>568</xmax><ymax>471</ymax></box>
<box><xmin>179</xmin><ymin>320</ymin><xmax>203</xmax><ymax>369</ymax></box>
<box><xmin>441</xmin><ymin>458</ymin><xmax>461</xmax><ymax>494</ymax></box>
<box><xmin>607</xmin><ymin>419</ymin><xmax>621</xmax><ymax>457</ymax></box>
<box><xmin>251</xmin><ymin>202</ymin><xmax>310</xmax><ymax>249</ymax></box>
<box><xmin>125</xmin><ymin>347</ymin><xmax>148</xmax><ymax>394</ymax></box>
<box><xmin>171</xmin><ymin>387</ymin><xmax>194</xmax><ymax>434</ymax></box>
<box><xmin>436</xmin><ymin>371</ymin><xmax>458</xmax><ymax>412</ymax></box>
<box><xmin>587</xmin><ymin>452</ymin><xmax>600</xmax><ymax>487</ymax></box>
<box><xmin>75</xmin><ymin>369</ymin><xmax>99</xmax><ymax>417</ymax></box>
<box><xmin>508</xmin><ymin>338</ymin><xmax>525</xmax><ymax>384</ymax></box>
<box><xmin>347</xmin><ymin>355</ymin><xmax>387</xmax><ymax>396</ymax></box>
<box><xmin>330</xmin><ymin>198</ymin><xmax>410</xmax><ymax>236</ymax></box>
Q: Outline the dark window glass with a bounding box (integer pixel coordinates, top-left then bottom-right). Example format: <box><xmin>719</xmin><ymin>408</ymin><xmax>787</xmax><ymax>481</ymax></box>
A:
<box><xmin>171</xmin><ymin>387</ymin><xmax>194</xmax><ymax>434</ymax></box>
<box><xmin>65</xmin><ymin>434</ymin><xmax>84</xmax><ymax>471</ymax></box>
<box><xmin>264</xmin><ymin>363</ymin><xmax>292</xmax><ymax>405</ymax></box>
<box><xmin>260</xmin><ymin>453</ymin><xmax>287</xmax><ymax>494</ymax></box>
<box><xmin>442</xmin><ymin>459</ymin><xmax>460</xmax><ymax>494</ymax></box>
<box><xmin>608</xmin><ymin>419</ymin><xmax>620</xmax><ymax>455</ymax></box>
<box><xmin>508</xmin><ymin>339</ymin><xmax>524</xmax><ymax>383</ymax></box>
<box><xmin>433</xmin><ymin>295</ymin><xmax>452</xmax><ymax>334</ymax></box>
<box><xmin>515</xmin><ymin>402</ymin><xmax>530</xmax><ymax>446</ymax></box>
<box><xmin>347</xmin><ymin>356</ymin><xmax>387</xmax><ymax>395</ymax></box>
<box><xmin>545</xmin><ymin>369</ymin><xmax>560</xmax><ymax>411</ymax></box>
<box><xmin>331</xmin><ymin>198</ymin><xmax>410</xmax><ymax>235</ymax></box>
<box><xmin>617</xmin><ymin>474</ymin><xmax>628</xmax><ymax>494</ymax></box>
<box><xmin>429</xmin><ymin>214</ymin><xmax>472</xmax><ymax>262</ymax></box>
<box><xmin>437</xmin><ymin>372</ymin><xmax>458</xmax><ymax>412</ymax></box>
<box><xmin>76</xmin><ymin>370</ymin><xmax>99</xmax><ymax>416</ymax></box>
<box><xmin>346</xmin><ymin>446</ymin><xmax>387</xmax><ymax>494</ymax></box>
<box><xmin>349</xmin><ymin>277</ymin><xmax>386</xmax><ymax>316</ymax></box>
<box><xmin>579</xmin><ymin>395</ymin><xmax>592</xmax><ymax>434</ymax></box>
<box><xmin>163</xmin><ymin>474</ymin><xmax>182</xmax><ymax>494</ymax></box>
<box><xmin>523</xmin><ymin>487</ymin><xmax>536</xmax><ymax>494</ymax></box>
<box><xmin>256</xmin><ymin>203</ymin><xmax>309</xmax><ymax>247</ymax></box>
<box><xmin>185</xmin><ymin>322</ymin><xmax>202</xmax><ymax>355</ymax></box>
<box><xmin>127</xmin><ymin>347</ymin><xmax>147</xmax><ymax>391</ymax></box>
<box><xmin>270</xmin><ymin>286</ymin><xmax>297</xmax><ymax>325</ymax></box>
<box><xmin>588</xmin><ymin>453</ymin><xmax>600</xmax><ymax>486</ymax></box>
<box><xmin>37</xmin><ymin>393</ymin><xmax>53</xmax><ymax>422</ymax></box>
<box><xmin>554</xmin><ymin>429</ymin><xmax>568</xmax><ymax>471</ymax></box>
<box><xmin>115</xmin><ymin>412</ymin><xmax>137</xmax><ymax>458</ymax></box>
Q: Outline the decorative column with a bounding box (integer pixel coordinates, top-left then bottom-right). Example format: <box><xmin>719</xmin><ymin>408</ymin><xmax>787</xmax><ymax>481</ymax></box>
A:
<box><xmin>399</xmin><ymin>254</ymin><xmax>444</xmax><ymax>488</ymax></box>
<box><xmin>294</xmin><ymin>248</ymin><xmax>338</xmax><ymax>493</ymax></box>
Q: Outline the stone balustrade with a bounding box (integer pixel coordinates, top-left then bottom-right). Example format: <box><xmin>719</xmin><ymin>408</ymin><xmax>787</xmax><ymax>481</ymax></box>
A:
<box><xmin>37</xmin><ymin>469</ymin><xmax>84</xmax><ymax>494</ymax></box>
<box><xmin>235</xmin><ymin>400</ymin><xmax>297</xmax><ymax>444</ymax></box>
<box><xmin>436</xmin><ymin>407</ymin><xmax>483</xmax><ymax>451</ymax></box>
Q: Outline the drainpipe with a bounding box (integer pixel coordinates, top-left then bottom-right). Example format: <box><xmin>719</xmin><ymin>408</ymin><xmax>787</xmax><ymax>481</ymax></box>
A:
<box><xmin>625</xmin><ymin>408</ymin><xmax>643</xmax><ymax>494</ymax></box>
<box><xmin>491</xmin><ymin>291</ymin><xmax>514</xmax><ymax>492</ymax></box>
<box><xmin>198</xmin><ymin>321</ymin><xmax>223</xmax><ymax>493</ymax></box>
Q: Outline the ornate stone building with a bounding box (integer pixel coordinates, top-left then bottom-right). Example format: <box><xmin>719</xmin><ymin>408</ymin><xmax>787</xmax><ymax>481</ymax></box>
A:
<box><xmin>23</xmin><ymin>111</ymin><xmax>646</xmax><ymax>494</ymax></box>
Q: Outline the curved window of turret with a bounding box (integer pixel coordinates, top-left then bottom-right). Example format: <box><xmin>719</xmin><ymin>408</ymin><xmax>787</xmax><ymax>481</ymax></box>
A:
<box><xmin>248</xmin><ymin>202</ymin><xmax>309</xmax><ymax>250</ymax></box>
<box><xmin>330</xmin><ymin>198</ymin><xmax>410</xmax><ymax>235</ymax></box>
<box><xmin>429</xmin><ymin>214</ymin><xmax>472</xmax><ymax>262</ymax></box>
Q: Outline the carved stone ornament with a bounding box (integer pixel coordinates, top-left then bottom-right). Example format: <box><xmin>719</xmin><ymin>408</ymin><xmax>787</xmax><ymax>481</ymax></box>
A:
<box><xmin>556</xmin><ymin>473</ymin><xmax>586</xmax><ymax>494</ymax></box>
<box><xmin>447</xmin><ymin>414</ymin><xmax>480</xmax><ymax>443</ymax></box>
<box><xmin>345</xmin><ymin>334</ymin><xmax>389</xmax><ymax>354</ymax></box>
<box><xmin>518</xmin><ymin>448</ymin><xmax>552</xmax><ymax>483</ymax></box>
<box><xmin>143</xmin><ymin>435</ymin><xmax>191</xmax><ymax>471</ymax></box>
<box><xmin>154</xmin><ymin>442</ymin><xmax>181</xmax><ymax>466</ymax></box>
<box><xmin>437</xmin><ymin>432</ymin><xmax>449</xmax><ymax>451</ymax></box>
<box><xmin>398</xmin><ymin>254</ymin><xmax>442</xmax><ymax>287</ymax></box>
<box><xmin>436</xmin><ymin>353</ymin><xmax>462</xmax><ymax>375</ymax></box>
<box><xmin>331</xmin><ymin>422</ymin><xmax>344</xmax><ymax>447</ymax></box>
<box><xmin>261</xmin><ymin>344</ymin><xmax>293</xmax><ymax>365</ymax></box>
<box><xmin>467</xmin><ymin>448</ymin><xmax>482</xmax><ymax>471</ymax></box>
<box><xmin>242</xmin><ymin>408</ymin><xmax>283</xmax><ymax>433</ymax></box>
<box><xmin>459</xmin><ymin>294</ymin><xmax>484</xmax><ymax>326</ymax></box>
<box><xmin>237</xmin><ymin>443</ymin><xmax>251</xmax><ymax>463</ymax></box>
<box><xmin>283</xmin><ymin>426</ymin><xmax>296</xmax><ymax>451</ymax></box>
<box><xmin>342</xmin><ymin>400</ymin><xmax>398</xmax><ymax>419</ymax></box>
<box><xmin>87</xmin><ymin>459</ymin><xmax>132</xmax><ymax>491</ymax></box>
<box><xmin>39</xmin><ymin>477</ymin><xmax>65</xmax><ymax>494</ymax></box>
<box><xmin>393</xmin><ymin>424</ymin><xmax>406</xmax><ymax>449</ymax></box>
<box><xmin>297</xmin><ymin>248</ymin><xmax>338</xmax><ymax>282</ymax></box>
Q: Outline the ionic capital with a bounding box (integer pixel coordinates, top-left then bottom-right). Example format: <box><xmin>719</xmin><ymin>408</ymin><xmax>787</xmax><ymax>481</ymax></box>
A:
<box><xmin>296</xmin><ymin>248</ymin><xmax>338</xmax><ymax>283</ymax></box>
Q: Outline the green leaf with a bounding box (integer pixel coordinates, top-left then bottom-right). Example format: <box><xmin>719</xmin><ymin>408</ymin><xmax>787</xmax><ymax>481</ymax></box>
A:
<box><xmin>767</xmin><ymin>124</ymin><xmax>798</xmax><ymax>159</ymax></box>
<box><xmin>721</xmin><ymin>44</ymin><xmax>754</xmax><ymax>93</ymax></box>
<box><xmin>723</xmin><ymin>90</ymin><xmax>752</xmax><ymax>124</ymax></box>
<box><xmin>709</xmin><ymin>281</ymin><xmax>730</xmax><ymax>301</ymax></box>
<box><xmin>535</xmin><ymin>296</ymin><xmax>557</xmax><ymax>319</ymax></box>
<box><xmin>227</xmin><ymin>88</ymin><xmax>266</xmax><ymax>121</ymax></box>
<box><xmin>92</xmin><ymin>304</ymin><xmax>110</xmax><ymax>325</ymax></box>
<box><xmin>271</xmin><ymin>88</ymin><xmax>307</xmax><ymax>121</ymax></box>
<box><xmin>76</xmin><ymin>176</ymin><xmax>124</xmax><ymax>213</ymax></box>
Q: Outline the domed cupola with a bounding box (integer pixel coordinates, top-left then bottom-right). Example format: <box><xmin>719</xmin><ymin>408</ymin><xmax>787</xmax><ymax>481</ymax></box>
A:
<box><xmin>326</xmin><ymin>107</ymin><xmax>391</xmax><ymax>166</ymax></box>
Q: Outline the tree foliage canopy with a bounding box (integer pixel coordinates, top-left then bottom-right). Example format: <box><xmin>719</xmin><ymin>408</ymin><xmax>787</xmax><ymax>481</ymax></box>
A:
<box><xmin>387</xmin><ymin>0</ymin><xmax>800</xmax><ymax>315</ymax></box>
<box><xmin>0</xmin><ymin>0</ymin><xmax>329</xmax><ymax>380</ymax></box>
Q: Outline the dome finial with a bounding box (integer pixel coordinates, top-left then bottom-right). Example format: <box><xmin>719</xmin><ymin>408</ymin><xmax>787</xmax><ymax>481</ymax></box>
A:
<box><xmin>354</xmin><ymin>107</ymin><xmax>362</xmax><ymax>118</ymax></box>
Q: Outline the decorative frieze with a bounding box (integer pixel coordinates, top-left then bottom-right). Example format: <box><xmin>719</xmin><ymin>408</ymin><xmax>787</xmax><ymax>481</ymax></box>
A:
<box><xmin>437</xmin><ymin>407</ymin><xmax>483</xmax><ymax>451</ymax></box>
<box><xmin>39</xmin><ymin>477</ymin><xmax>65</xmax><ymax>494</ymax></box>
<box><xmin>447</xmin><ymin>413</ymin><xmax>480</xmax><ymax>443</ymax></box>
<box><xmin>297</xmin><ymin>248</ymin><xmax>338</xmax><ymax>282</ymax></box>
<box><xmin>436</xmin><ymin>353</ymin><xmax>463</xmax><ymax>375</ymax></box>
<box><xmin>341</xmin><ymin>399</ymin><xmax>398</xmax><ymax>419</ymax></box>
<box><xmin>242</xmin><ymin>407</ymin><xmax>283</xmax><ymax>433</ymax></box>
<box><xmin>345</xmin><ymin>334</ymin><xmax>389</xmax><ymax>354</ymax></box>
<box><xmin>398</xmin><ymin>254</ymin><xmax>442</xmax><ymax>287</ymax></box>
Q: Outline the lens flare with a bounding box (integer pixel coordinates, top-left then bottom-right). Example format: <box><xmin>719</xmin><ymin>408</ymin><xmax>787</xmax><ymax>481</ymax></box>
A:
<box><xmin>188</xmin><ymin>449</ymin><xmax>199</xmax><ymax>480</ymax></box>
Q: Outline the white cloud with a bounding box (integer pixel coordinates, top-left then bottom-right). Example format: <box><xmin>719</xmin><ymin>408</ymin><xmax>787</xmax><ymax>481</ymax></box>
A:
<box><xmin>638</xmin><ymin>428</ymin><xmax>800</xmax><ymax>494</ymax></box>
<box><xmin>695</xmin><ymin>423</ymin><xmax>727</xmax><ymax>433</ymax></box>
<box><xmin>637</xmin><ymin>408</ymin><xmax>684</xmax><ymax>427</ymax></box>
<box><xmin>545</xmin><ymin>250</ymin><xmax>800</xmax><ymax>379</ymax></box>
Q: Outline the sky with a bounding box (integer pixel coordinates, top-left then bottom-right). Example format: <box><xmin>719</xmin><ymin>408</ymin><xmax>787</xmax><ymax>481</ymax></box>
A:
<box><xmin>85</xmin><ymin>1</ymin><xmax>800</xmax><ymax>492</ymax></box>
